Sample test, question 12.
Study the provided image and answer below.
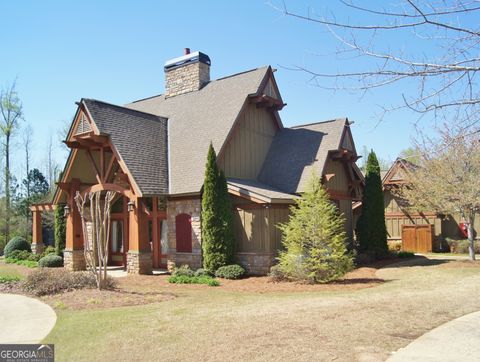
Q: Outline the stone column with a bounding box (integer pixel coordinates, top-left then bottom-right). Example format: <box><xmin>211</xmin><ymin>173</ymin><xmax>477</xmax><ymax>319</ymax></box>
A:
<box><xmin>31</xmin><ymin>209</ymin><xmax>44</xmax><ymax>254</ymax></box>
<box><xmin>127</xmin><ymin>197</ymin><xmax>152</xmax><ymax>274</ymax></box>
<box><xmin>64</xmin><ymin>179</ymin><xmax>86</xmax><ymax>271</ymax></box>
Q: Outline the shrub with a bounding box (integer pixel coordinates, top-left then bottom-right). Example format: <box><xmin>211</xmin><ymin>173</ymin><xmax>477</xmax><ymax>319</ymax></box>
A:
<box><xmin>172</xmin><ymin>265</ymin><xmax>194</xmax><ymax>277</ymax></box>
<box><xmin>388</xmin><ymin>240</ymin><xmax>402</xmax><ymax>252</ymax></box>
<box><xmin>168</xmin><ymin>275</ymin><xmax>220</xmax><ymax>287</ymax></box>
<box><xmin>0</xmin><ymin>275</ymin><xmax>21</xmax><ymax>283</ymax></box>
<box><xmin>355</xmin><ymin>253</ymin><xmax>374</xmax><ymax>265</ymax></box>
<box><xmin>5</xmin><ymin>259</ymin><xmax>38</xmax><ymax>268</ymax></box>
<box><xmin>215</xmin><ymin>264</ymin><xmax>245</xmax><ymax>280</ymax></box>
<box><xmin>194</xmin><ymin>268</ymin><xmax>210</xmax><ymax>277</ymax></box>
<box><xmin>4</xmin><ymin>236</ymin><xmax>31</xmax><ymax>257</ymax></box>
<box><xmin>54</xmin><ymin>203</ymin><xmax>66</xmax><ymax>255</ymax></box>
<box><xmin>42</xmin><ymin>246</ymin><xmax>56</xmax><ymax>257</ymax></box>
<box><xmin>277</xmin><ymin>173</ymin><xmax>354</xmax><ymax>283</ymax></box>
<box><xmin>38</xmin><ymin>254</ymin><xmax>64</xmax><ymax>268</ymax></box>
<box><xmin>397</xmin><ymin>251</ymin><xmax>415</xmax><ymax>258</ymax></box>
<box><xmin>269</xmin><ymin>264</ymin><xmax>286</xmax><ymax>282</ymax></box>
<box><xmin>22</xmin><ymin>269</ymin><xmax>116</xmax><ymax>296</ymax></box>
<box><xmin>8</xmin><ymin>250</ymin><xmax>30</xmax><ymax>261</ymax></box>
<box><xmin>446</xmin><ymin>238</ymin><xmax>480</xmax><ymax>254</ymax></box>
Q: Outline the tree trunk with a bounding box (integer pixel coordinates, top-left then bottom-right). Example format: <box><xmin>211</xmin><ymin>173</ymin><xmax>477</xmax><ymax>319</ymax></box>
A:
<box><xmin>467</xmin><ymin>213</ymin><xmax>476</xmax><ymax>261</ymax></box>
<box><xmin>5</xmin><ymin>133</ymin><xmax>10</xmax><ymax>243</ymax></box>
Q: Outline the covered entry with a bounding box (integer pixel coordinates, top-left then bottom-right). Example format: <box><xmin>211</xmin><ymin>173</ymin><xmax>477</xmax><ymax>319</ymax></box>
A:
<box><xmin>402</xmin><ymin>224</ymin><xmax>434</xmax><ymax>253</ymax></box>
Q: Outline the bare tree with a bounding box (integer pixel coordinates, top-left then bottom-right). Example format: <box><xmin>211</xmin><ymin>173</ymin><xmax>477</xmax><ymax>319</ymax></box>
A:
<box><xmin>22</xmin><ymin>124</ymin><xmax>33</xmax><ymax>198</ymax></box>
<box><xmin>276</xmin><ymin>1</ymin><xmax>480</xmax><ymax>124</ymax></box>
<box><xmin>0</xmin><ymin>81</ymin><xmax>24</xmax><ymax>242</ymax></box>
<box><xmin>396</xmin><ymin>125</ymin><xmax>480</xmax><ymax>260</ymax></box>
<box><xmin>75</xmin><ymin>190</ymin><xmax>116</xmax><ymax>289</ymax></box>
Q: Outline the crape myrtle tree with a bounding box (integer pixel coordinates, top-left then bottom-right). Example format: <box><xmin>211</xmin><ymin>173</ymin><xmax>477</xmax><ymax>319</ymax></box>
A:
<box><xmin>397</xmin><ymin>125</ymin><xmax>480</xmax><ymax>260</ymax></box>
<box><xmin>356</xmin><ymin>150</ymin><xmax>388</xmax><ymax>258</ymax></box>
<box><xmin>276</xmin><ymin>173</ymin><xmax>354</xmax><ymax>283</ymax></box>
<box><xmin>201</xmin><ymin>143</ymin><xmax>235</xmax><ymax>273</ymax></box>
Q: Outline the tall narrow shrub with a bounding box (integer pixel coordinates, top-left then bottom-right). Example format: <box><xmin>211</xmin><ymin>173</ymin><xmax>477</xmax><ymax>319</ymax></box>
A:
<box><xmin>54</xmin><ymin>203</ymin><xmax>66</xmax><ymax>255</ymax></box>
<box><xmin>356</xmin><ymin>150</ymin><xmax>388</xmax><ymax>258</ymax></box>
<box><xmin>276</xmin><ymin>173</ymin><xmax>354</xmax><ymax>283</ymax></box>
<box><xmin>201</xmin><ymin>144</ymin><xmax>234</xmax><ymax>272</ymax></box>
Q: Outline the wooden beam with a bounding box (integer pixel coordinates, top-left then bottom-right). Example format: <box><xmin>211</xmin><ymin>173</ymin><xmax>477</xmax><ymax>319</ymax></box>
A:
<box><xmin>104</xmin><ymin>155</ymin><xmax>117</xmax><ymax>183</ymax></box>
<box><xmin>85</xmin><ymin>150</ymin><xmax>102</xmax><ymax>184</ymax></box>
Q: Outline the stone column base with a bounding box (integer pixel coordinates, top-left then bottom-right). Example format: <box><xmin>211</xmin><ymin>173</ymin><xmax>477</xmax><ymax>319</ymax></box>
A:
<box><xmin>31</xmin><ymin>243</ymin><xmax>44</xmax><ymax>255</ymax></box>
<box><xmin>64</xmin><ymin>249</ymin><xmax>86</xmax><ymax>271</ymax></box>
<box><xmin>127</xmin><ymin>251</ymin><xmax>152</xmax><ymax>275</ymax></box>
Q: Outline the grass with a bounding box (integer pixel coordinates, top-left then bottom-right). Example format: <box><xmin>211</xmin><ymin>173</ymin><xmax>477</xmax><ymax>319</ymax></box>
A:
<box><xmin>42</xmin><ymin>256</ymin><xmax>480</xmax><ymax>361</ymax></box>
<box><xmin>168</xmin><ymin>275</ymin><xmax>220</xmax><ymax>286</ymax></box>
<box><xmin>5</xmin><ymin>258</ymin><xmax>38</xmax><ymax>268</ymax></box>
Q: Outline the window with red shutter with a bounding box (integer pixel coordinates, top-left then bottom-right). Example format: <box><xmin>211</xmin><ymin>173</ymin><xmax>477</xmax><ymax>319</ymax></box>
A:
<box><xmin>175</xmin><ymin>213</ymin><xmax>192</xmax><ymax>253</ymax></box>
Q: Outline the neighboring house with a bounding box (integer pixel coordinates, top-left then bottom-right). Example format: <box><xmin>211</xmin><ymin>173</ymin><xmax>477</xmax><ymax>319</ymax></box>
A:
<box><xmin>30</xmin><ymin>49</ymin><xmax>363</xmax><ymax>275</ymax></box>
<box><xmin>382</xmin><ymin>158</ymin><xmax>477</xmax><ymax>251</ymax></box>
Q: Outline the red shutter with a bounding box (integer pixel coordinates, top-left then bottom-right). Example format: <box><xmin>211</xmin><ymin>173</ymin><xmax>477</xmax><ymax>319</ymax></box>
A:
<box><xmin>176</xmin><ymin>214</ymin><xmax>192</xmax><ymax>253</ymax></box>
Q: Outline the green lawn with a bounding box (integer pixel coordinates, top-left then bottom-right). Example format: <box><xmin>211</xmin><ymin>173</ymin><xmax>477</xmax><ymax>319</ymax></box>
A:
<box><xmin>41</xmin><ymin>257</ymin><xmax>480</xmax><ymax>361</ymax></box>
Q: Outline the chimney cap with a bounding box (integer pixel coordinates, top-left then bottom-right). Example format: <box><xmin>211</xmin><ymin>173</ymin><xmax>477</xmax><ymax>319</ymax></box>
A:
<box><xmin>164</xmin><ymin>51</ymin><xmax>211</xmax><ymax>71</ymax></box>
<box><xmin>184</xmin><ymin>48</ymin><xmax>190</xmax><ymax>55</ymax></box>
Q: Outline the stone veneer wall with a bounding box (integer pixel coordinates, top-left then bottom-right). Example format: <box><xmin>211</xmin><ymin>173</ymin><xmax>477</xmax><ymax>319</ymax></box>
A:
<box><xmin>63</xmin><ymin>249</ymin><xmax>86</xmax><ymax>271</ymax></box>
<box><xmin>235</xmin><ymin>252</ymin><xmax>276</xmax><ymax>275</ymax></box>
<box><xmin>127</xmin><ymin>251</ymin><xmax>152</xmax><ymax>275</ymax></box>
<box><xmin>166</xmin><ymin>198</ymin><xmax>202</xmax><ymax>270</ymax></box>
<box><xmin>165</xmin><ymin>62</ymin><xmax>210</xmax><ymax>97</ymax></box>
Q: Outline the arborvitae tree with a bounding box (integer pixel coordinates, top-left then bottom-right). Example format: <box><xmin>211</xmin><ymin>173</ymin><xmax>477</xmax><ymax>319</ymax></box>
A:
<box><xmin>356</xmin><ymin>150</ymin><xmax>388</xmax><ymax>258</ymax></box>
<box><xmin>54</xmin><ymin>203</ymin><xmax>66</xmax><ymax>256</ymax></box>
<box><xmin>277</xmin><ymin>173</ymin><xmax>354</xmax><ymax>283</ymax></box>
<box><xmin>201</xmin><ymin>144</ymin><xmax>235</xmax><ymax>272</ymax></box>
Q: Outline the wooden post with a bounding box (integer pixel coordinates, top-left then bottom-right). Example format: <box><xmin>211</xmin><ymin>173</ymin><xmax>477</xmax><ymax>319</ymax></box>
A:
<box><xmin>31</xmin><ymin>209</ymin><xmax>44</xmax><ymax>254</ymax></box>
<box><xmin>127</xmin><ymin>197</ymin><xmax>152</xmax><ymax>274</ymax></box>
<box><xmin>64</xmin><ymin>178</ymin><xmax>86</xmax><ymax>270</ymax></box>
<box><xmin>152</xmin><ymin>197</ymin><xmax>159</xmax><ymax>269</ymax></box>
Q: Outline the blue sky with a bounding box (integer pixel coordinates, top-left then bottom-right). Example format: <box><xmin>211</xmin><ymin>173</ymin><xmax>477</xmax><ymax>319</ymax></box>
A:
<box><xmin>0</xmin><ymin>0</ymin><xmax>431</xmax><ymax>181</ymax></box>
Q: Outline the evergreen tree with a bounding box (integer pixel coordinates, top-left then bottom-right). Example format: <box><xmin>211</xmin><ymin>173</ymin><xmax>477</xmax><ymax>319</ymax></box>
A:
<box><xmin>356</xmin><ymin>150</ymin><xmax>388</xmax><ymax>258</ymax></box>
<box><xmin>277</xmin><ymin>173</ymin><xmax>354</xmax><ymax>283</ymax></box>
<box><xmin>54</xmin><ymin>203</ymin><xmax>66</xmax><ymax>255</ymax></box>
<box><xmin>201</xmin><ymin>144</ymin><xmax>235</xmax><ymax>272</ymax></box>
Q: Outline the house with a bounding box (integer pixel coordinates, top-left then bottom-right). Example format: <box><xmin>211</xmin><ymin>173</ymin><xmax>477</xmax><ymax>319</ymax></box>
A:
<box><xmin>30</xmin><ymin>49</ymin><xmax>363</xmax><ymax>275</ymax></box>
<box><xmin>383</xmin><ymin>158</ymin><xmax>478</xmax><ymax>251</ymax></box>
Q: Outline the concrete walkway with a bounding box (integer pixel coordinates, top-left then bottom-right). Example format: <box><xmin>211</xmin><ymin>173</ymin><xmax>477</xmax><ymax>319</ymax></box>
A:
<box><xmin>0</xmin><ymin>294</ymin><xmax>57</xmax><ymax>344</ymax></box>
<box><xmin>388</xmin><ymin>311</ymin><xmax>480</xmax><ymax>361</ymax></box>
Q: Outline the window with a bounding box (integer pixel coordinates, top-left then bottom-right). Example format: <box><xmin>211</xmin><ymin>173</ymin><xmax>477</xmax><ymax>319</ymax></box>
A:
<box><xmin>176</xmin><ymin>214</ymin><xmax>192</xmax><ymax>253</ymax></box>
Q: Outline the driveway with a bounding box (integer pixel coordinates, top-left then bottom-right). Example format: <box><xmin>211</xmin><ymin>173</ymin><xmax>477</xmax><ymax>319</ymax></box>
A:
<box><xmin>0</xmin><ymin>294</ymin><xmax>57</xmax><ymax>344</ymax></box>
<box><xmin>388</xmin><ymin>311</ymin><xmax>480</xmax><ymax>361</ymax></box>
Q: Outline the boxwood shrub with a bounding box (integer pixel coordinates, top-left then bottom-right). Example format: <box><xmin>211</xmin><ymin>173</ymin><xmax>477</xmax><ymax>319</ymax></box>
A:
<box><xmin>4</xmin><ymin>237</ymin><xmax>31</xmax><ymax>257</ymax></box>
<box><xmin>38</xmin><ymin>254</ymin><xmax>64</xmax><ymax>268</ymax></box>
<box><xmin>168</xmin><ymin>275</ymin><xmax>219</xmax><ymax>286</ymax></box>
<box><xmin>215</xmin><ymin>264</ymin><xmax>245</xmax><ymax>280</ymax></box>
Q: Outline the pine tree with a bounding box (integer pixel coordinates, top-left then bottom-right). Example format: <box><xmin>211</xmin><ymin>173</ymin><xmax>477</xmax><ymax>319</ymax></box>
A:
<box><xmin>201</xmin><ymin>144</ymin><xmax>235</xmax><ymax>272</ymax></box>
<box><xmin>277</xmin><ymin>173</ymin><xmax>354</xmax><ymax>283</ymax></box>
<box><xmin>356</xmin><ymin>150</ymin><xmax>388</xmax><ymax>258</ymax></box>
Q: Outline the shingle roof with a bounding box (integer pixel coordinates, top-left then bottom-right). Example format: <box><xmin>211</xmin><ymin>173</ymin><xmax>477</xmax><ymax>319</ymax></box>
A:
<box><xmin>227</xmin><ymin>178</ymin><xmax>298</xmax><ymax>203</ymax></box>
<box><xmin>82</xmin><ymin>99</ymin><xmax>169</xmax><ymax>195</ymax></box>
<box><xmin>258</xmin><ymin>118</ymin><xmax>348</xmax><ymax>194</ymax></box>
<box><xmin>125</xmin><ymin>67</ymin><xmax>269</xmax><ymax>195</ymax></box>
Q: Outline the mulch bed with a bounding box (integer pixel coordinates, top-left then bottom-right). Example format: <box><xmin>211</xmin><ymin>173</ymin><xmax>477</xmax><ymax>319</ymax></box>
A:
<box><xmin>41</xmin><ymin>288</ymin><xmax>176</xmax><ymax>311</ymax></box>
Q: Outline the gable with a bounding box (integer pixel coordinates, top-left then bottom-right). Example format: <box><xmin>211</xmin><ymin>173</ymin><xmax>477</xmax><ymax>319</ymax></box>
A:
<box><xmin>218</xmin><ymin>103</ymin><xmax>278</xmax><ymax>180</ymax></box>
<box><xmin>74</xmin><ymin>112</ymin><xmax>92</xmax><ymax>135</ymax></box>
<box><xmin>263</xmin><ymin>77</ymin><xmax>281</xmax><ymax>101</ymax></box>
<box><xmin>341</xmin><ymin>127</ymin><xmax>355</xmax><ymax>152</ymax></box>
<box><xmin>126</xmin><ymin>66</ymin><xmax>272</xmax><ymax>195</ymax></box>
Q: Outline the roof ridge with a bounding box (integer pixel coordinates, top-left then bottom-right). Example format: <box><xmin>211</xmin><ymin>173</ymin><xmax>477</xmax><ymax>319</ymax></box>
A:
<box><xmin>215</xmin><ymin>66</ymin><xmax>269</xmax><ymax>82</ymax></box>
<box><xmin>290</xmin><ymin>118</ymin><xmax>347</xmax><ymax>129</ymax></box>
<box><xmin>128</xmin><ymin>66</ymin><xmax>270</xmax><ymax>104</ymax></box>
<box><xmin>83</xmin><ymin>98</ymin><xmax>167</xmax><ymax>120</ymax></box>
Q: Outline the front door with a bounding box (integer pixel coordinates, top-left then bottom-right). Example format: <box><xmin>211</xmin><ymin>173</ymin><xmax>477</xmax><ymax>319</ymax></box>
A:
<box><xmin>109</xmin><ymin>218</ymin><xmax>125</xmax><ymax>266</ymax></box>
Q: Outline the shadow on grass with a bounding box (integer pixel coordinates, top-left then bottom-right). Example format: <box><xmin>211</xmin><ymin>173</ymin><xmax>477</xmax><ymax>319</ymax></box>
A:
<box><xmin>378</xmin><ymin>255</ymin><xmax>450</xmax><ymax>269</ymax></box>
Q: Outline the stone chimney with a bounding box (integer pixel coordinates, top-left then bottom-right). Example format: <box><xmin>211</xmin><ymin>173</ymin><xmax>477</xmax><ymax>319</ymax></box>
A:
<box><xmin>164</xmin><ymin>49</ymin><xmax>211</xmax><ymax>97</ymax></box>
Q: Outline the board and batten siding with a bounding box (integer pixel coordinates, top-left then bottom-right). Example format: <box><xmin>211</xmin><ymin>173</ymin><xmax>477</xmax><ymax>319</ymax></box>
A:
<box><xmin>233</xmin><ymin>206</ymin><xmax>289</xmax><ymax>253</ymax></box>
<box><xmin>219</xmin><ymin>103</ymin><xmax>277</xmax><ymax>179</ymax></box>
<box><xmin>339</xmin><ymin>199</ymin><xmax>353</xmax><ymax>241</ymax></box>
<box><xmin>324</xmin><ymin>158</ymin><xmax>349</xmax><ymax>192</ymax></box>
